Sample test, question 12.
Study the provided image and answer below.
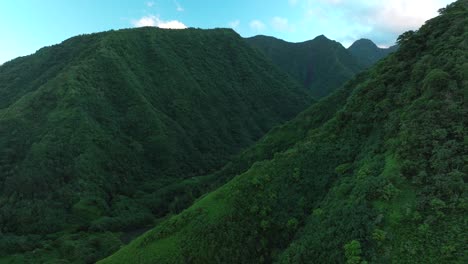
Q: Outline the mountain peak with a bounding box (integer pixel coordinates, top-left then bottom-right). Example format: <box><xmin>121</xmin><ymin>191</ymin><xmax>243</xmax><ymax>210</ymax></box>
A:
<box><xmin>349</xmin><ymin>38</ymin><xmax>378</xmax><ymax>49</ymax></box>
<box><xmin>348</xmin><ymin>38</ymin><xmax>397</xmax><ymax>68</ymax></box>
<box><xmin>246</xmin><ymin>33</ymin><xmax>363</xmax><ymax>98</ymax></box>
<box><xmin>313</xmin><ymin>34</ymin><xmax>331</xmax><ymax>42</ymax></box>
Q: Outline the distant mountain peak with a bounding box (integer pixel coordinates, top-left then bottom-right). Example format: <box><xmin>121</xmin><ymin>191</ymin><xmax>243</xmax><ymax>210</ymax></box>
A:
<box><xmin>313</xmin><ymin>34</ymin><xmax>331</xmax><ymax>41</ymax></box>
<box><xmin>348</xmin><ymin>38</ymin><xmax>397</xmax><ymax>68</ymax></box>
<box><xmin>350</xmin><ymin>38</ymin><xmax>378</xmax><ymax>49</ymax></box>
<box><xmin>246</xmin><ymin>33</ymin><xmax>363</xmax><ymax>98</ymax></box>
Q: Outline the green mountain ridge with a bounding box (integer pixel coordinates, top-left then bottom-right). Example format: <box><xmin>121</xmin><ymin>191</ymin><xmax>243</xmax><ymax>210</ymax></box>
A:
<box><xmin>348</xmin><ymin>38</ymin><xmax>398</xmax><ymax>68</ymax></box>
<box><xmin>245</xmin><ymin>34</ymin><xmax>364</xmax><ymax>99</ymax></box>
<box><xmin>0</xmin><ymin>27</ymin><xmax>313</xmax><ymax>263</ymax></box>
<box><xmin>100</xmin><ymin>1</ymin><xmax>467</xmax><ymax>263</ymax></box>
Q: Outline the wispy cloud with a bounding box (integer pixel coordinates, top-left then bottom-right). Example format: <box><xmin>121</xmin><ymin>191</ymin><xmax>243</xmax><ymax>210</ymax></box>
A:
<box><xmin>250</xmin><ymin>20</ymin><xmax>266</xmax><ymax>32</ymax></box>
<box><xmin>146</xmin><ymin>1</ymin><xmax>155</xmax><ymax>7</ymax></box>
<box><xmin>303</xmin><ymin>0</ymin><xmax>454</xmax><ymax>46</ymax></box>
<box><xmin>289</xmin><ymin>0</ymin><xmax>299</xmax><ymax>6</ymax></box>
<box><xmin>175</xmin><ymin>1</ymin><xmax>184</xmax><ymax>12</ymax></box>
<box><xmin>229</xmin><ymin>20</ymin><xmax>240</xmax><ymax>29</ymax></box>
<box><xmin>132</xmin><ymin>15</ymin><xmax>187</xmax><ymax>29</ymax></box>
<box><xmin>271</xmin><ymin>16</ymin><xmax>295</xmax><ymax>32</ymax></box>
<box><xmin>320</xmin><ymin>0</ymin><xmax>343</xmax><ymax>5</ymax></box>
<box><xmin>366</xmin><ymin>0</ymin><xmax>446</xmax><ymax>33</ymax></box>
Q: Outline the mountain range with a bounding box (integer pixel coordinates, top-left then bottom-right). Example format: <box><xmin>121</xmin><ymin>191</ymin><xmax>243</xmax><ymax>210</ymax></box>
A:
<box><xmin>0</xmin><ymin>28</ymin><xmax>312</xmax><ymax>263</ymax></box>
<box><xmin>0</xmin><ymin>1</ymin><xmax>466</xmax><ymax>263</ymax></box>
<box><xmin>99</xmin><ymin>1</ymin><xmax>467</xmax><ymax>263</ymax></box>
<box><xmin>245</xmin><ymin>35</ymin><xmax>396</xmax><ymax>98</ymax></box>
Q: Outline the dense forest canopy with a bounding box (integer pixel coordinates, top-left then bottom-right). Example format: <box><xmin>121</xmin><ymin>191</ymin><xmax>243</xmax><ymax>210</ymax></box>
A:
<box><xmin>100</xmin><ymin>1</ymin><xmax>467</xmax><ymax>263</ymax></box>
<box><xmin>0</xmin><ymin>28</ymin><xmax>313</xmax><ymax>263</ymax></box>
<box><xmin>0</xmin><ymin>0</ymin><xmax>466</xmax><ymax>263</ymax></box>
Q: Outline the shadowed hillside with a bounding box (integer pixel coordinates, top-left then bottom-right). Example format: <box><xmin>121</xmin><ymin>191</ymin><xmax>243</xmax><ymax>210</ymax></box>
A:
<box><xmin>245</xmin><ymin>35</ymin><xmax>364</xmax><ymax>98</ymax></box>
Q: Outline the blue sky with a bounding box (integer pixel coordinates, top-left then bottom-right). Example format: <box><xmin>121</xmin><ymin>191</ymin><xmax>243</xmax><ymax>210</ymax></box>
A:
<box><xmin>0</xmin><ymin>0</ymin><xmax>455</xmax><ymax>64</ymax></box>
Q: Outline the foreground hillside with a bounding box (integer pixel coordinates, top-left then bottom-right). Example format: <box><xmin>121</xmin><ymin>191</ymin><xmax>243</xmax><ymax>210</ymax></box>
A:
<box><xmin>0</xmin><ymin>28</ymin><xmax>312</xmax><ymax>263</ymax></box>
<box><xmin>245</xmin><ymin>35</ymin><xmax>363</xmax><ymax>98</ymax></box>
<box><xmin>101</xmin><ymin>1</ymin><xmax>467</xmax><ymax>263</ymax></box>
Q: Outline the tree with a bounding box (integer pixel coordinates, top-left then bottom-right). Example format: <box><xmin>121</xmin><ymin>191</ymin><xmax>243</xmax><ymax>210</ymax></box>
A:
<box><xmin>344</xmin><ymin>240</ymin><xmax>367</xmax><ymax>264</ymax></box>
<box><xmin>397</xmin><ymin>30</ymin><xmax>415</xmax><ymax>45</ymax></box>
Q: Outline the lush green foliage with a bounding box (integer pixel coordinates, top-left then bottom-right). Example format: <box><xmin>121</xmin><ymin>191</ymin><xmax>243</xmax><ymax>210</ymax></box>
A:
<box><xmin>100</xmin><ymin>2</ymin><xmax>467</xmax><ymax>263</ymax></box>
<box><xmin>0</xmin><ymin>28</ymin><xmax>313</xmax><ymax>263</ymax></box>
<box><xmin>245</xmin><ymin>35</ymin><xmax>364</xmax><ymax>98</ymax></box>
<box><xmin>348</xmin><ymin>39</ymin><xmax>398</xmax><ymax>68</ymax></box>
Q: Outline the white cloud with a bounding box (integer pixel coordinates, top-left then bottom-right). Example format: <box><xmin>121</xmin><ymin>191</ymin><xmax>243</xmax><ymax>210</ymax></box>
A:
<box><xmin>146</xmin><ymin>1</ymin><xmax>155</xmax><ymax>7</ymax></box>
<box><xmin>158</xmin><ymin>19</ymin><xmax>187</xmax><ymax>29</ymax></box>
<box><xmin>329</xmin><ymin>0</ymin><xmax>454</xmax><ymax>34</ymax></box>
<box><xmin>229</xmin><ymin>20</ymin><xmax>240</xmax><ymax>29</ymax></box>
<box><xmin>250</xmin><ymin>20</ymin><xmax>266</xmax><ymax>32</ymax></box>
<box><xmin>132</xmin><ymin>15</ymin><xmax>187</xmax><ymax>29</ymax></box>
<box><xmin>345</xmin><ymin>0</ymin><xmax>454</xmax><ymax>46</ymax></box>
<box><xmin>321</xmin><ymin>0</ymin><xmax>343</xmax><ymax>4</ymax></box>
<box><xmin>271</xmin><ymin>16</ymin><xmax>294</xmax><ymax>32</ymax></box>
<box><xmin>369</xmin><ymin>0</ymin><xmax>447</xmax><ymax>33</ymax></box>
<box><xmin>289</xmin><ymin>0</ymin><xmax>299</xmax><ymax>6</ymax></box>
<box><xmin>133</xmin><ymin>16</ymin><xmax>158</xmax><ymax>27</ymax></box>
<box><xmin>175</xmin><ymin>1</ymin><xmax>184</xmax><ymax>12</ymax></box>
<box><xmin>304</xmin><ymin>0</ymin><xmax>455</xmax><ymax>46</ymax></box>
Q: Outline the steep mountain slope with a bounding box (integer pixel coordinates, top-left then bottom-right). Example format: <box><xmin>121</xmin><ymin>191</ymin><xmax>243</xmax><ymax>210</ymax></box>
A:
<box><xmin>0</xmin><ymin>28</ymin><xmax>312</xmax><ymax>263</ymax></box>
<box><xmin>101</xmin><ymin>1</ymin><xmax>467</xmax><ymax>263</ymax></box>
<box><xmin>245</xmin><ymin>35</ymin><xmax>364</xmax><ymax>98</ymax></box>
<box><xmin>348</xmin><ymin>38</ymin><xmax>398</xmax><ymax>68</ymax></box>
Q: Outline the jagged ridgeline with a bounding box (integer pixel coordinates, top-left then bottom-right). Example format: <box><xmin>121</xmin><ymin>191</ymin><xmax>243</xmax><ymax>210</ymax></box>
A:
<box><xmin>246</xmin><ymin>36</ymin><xmax>397</xmax><ymax>100</ymax></box>
<box><xmin>245</xmin><ymin>35</ymin><xmax>364</xmax><ymax>99</ymax></box>
<box><xmin>0</xmin><ymin>28</ymin><xmax>313</xmax><ymax>261</ymax></box>
<box><xmin>100</xmin><ymin>1</ymin><xmax>467</xmax><ymax>263</ymax></box>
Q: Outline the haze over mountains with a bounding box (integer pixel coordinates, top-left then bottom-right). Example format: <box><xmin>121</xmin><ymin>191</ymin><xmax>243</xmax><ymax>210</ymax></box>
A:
<box><xmin>0</xmin><ymin>1</ymin><xmax>466</xmax><ymax>263</ymax></box>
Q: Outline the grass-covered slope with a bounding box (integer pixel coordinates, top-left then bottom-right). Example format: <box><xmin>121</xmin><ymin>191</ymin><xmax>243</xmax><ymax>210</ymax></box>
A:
<box><xmin>245</xmin><ymin>35</ymin><xmax>364</xmax><ymax>98</ymax></box>
<box><xmin>0</xmin><ymin>28</ymin><xmax>312</xmax><ymax>263</ymax></box>
<box><xmin>101</xmin><ymin>2</ymin><xmax>467</xmax><ymax>263</ymax></box>
<box><xmin>348</xmin><ymin>38</ymin><xmax>398</xmax><ymax>68</ymax></box>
